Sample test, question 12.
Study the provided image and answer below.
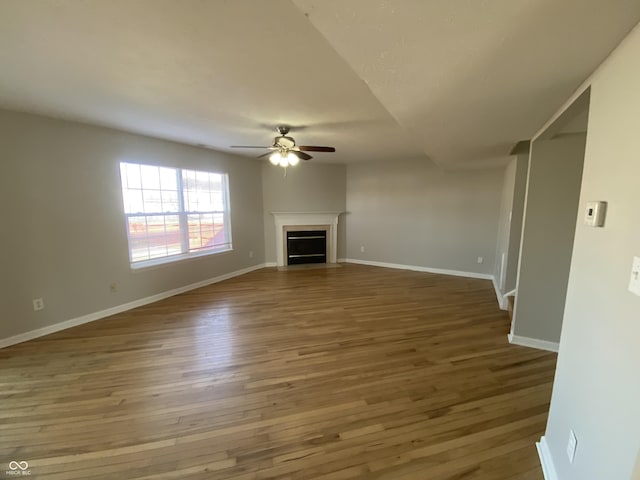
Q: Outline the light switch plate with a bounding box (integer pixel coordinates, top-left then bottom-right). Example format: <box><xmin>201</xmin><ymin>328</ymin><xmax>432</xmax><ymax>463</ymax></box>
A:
<box><xmin>629</xmin><ymin>256</ymin><xmax>640</xmax><ymax>296</ymax></box>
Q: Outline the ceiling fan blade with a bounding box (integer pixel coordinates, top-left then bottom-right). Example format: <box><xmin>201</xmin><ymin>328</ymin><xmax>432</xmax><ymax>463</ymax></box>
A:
<box><xmin>256</xmin><ymin>151</ymin><xmax>272</xmax><ymax>158</ymax></box>
<box><xmin>297</xmin><ymin>146</ymin><xmax>336</xmax><ymax>153</ymax></box>
<box><xmin>230</xmin><ymin>145</ymin><xmax>272</xmax><ymax>149</ymax></box>
<box><xmin>291</xmin><ymin>150</ymin><xmax>312</xmax><ymax>161</ymax></box>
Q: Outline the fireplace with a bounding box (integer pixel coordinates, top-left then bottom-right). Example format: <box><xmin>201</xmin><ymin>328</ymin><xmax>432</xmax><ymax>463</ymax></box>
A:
<box><xmin>271</xmin><ymin>212</ymin><xmax>343</xmax><ymax>267</ymax></box>
<box><xmin>286</xmin><ymin>230</ymin><xmax>327</xmax><ymax>265</ymax></box>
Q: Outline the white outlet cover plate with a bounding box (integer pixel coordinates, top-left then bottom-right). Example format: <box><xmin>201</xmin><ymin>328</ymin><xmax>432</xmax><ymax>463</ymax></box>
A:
<box><xmin>584</xmin><ymin>201</ymin><xmax>606</xmax><ymax>227</ymax></box>
<box><xmin>629</xmin><ymin>256</ymin><xmax>640</xmax><ymax>296</ymax></box>
<box><xmin>567</xmin><ymin>429</ymin><xmax>578</xmax><ymax>464</ymax></box>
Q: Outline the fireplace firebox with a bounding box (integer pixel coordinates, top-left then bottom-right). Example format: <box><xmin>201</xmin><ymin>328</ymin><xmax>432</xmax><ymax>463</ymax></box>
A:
<box><xmin>286</xmin><ymin>230</ymin><xmax>327</xmax><ymax>265</ymax></box>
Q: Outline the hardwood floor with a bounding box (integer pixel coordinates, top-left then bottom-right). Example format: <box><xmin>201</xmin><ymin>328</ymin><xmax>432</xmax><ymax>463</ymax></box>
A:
<box><xmin>0</xmin><ymin>264</ymin><xmax>557</xmax><ymax>479</ymax></box>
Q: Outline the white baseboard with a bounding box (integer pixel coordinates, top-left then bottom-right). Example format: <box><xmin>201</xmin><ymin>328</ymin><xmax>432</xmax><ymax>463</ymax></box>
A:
<box><xmin>537</xmin><ymin>436</ymin><xmax>559</xmax><ymax>480</ymax></box>
<box><xmin>0</xmin><ymin>263</ymin><xmax>267</xmax><ymax>350</ymax></box>
<box><xmin>504</xmin><ymin>288</ymin><xmax>517</xmax><ymax>298</ymax></box>
<box><xmin>343</xmin><ymin>258</ymin><xmax>493</xmax><ymax>280</ymax></box>
<box><xmin>492</xmin><ymin>277</ymin><xmax>509</xmax><ymax>310</ymax></box>
<box><xmin>508</xmin><ymin>333</ymin><xmax>560</xmax><ymax>353</ymax></box>
<box><xmin>344</xmin><ymin>258</ymin><xmax>506</xmax><ymax>309</ymax></box>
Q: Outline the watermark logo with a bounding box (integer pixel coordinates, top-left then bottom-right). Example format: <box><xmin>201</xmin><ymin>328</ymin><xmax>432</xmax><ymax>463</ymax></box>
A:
<box><xmin>5</xmin><ymin>461</ymin><xmax>30</xmax><ymax>476</ymax></box>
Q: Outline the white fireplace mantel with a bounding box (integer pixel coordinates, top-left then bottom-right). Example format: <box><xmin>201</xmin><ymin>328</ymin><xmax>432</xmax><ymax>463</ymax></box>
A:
<box><xmin>271</xmin><ymin>211</ymin><xmax>343</xmax><ymax>267</ymax></box>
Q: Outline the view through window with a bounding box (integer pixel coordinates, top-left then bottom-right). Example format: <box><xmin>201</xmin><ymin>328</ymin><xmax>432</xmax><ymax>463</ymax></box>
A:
<box><xmin>119</xmin><ymin>162</ymin><xmax>231</xmax><ymax>266</ymax></box>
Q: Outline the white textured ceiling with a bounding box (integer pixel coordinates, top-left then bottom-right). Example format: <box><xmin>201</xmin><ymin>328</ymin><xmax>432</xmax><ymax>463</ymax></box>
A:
<box><xmin>0</xmin><ymin>1</ymin><xmax>639</xmax><ymax>168</ymax></box>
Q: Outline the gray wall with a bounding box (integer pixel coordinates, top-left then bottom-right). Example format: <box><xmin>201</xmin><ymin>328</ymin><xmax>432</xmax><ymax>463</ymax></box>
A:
<box><xmin>0</xmin><ymin>110</ymin><xmax>265</xmax><ymax>341</ymax></box>
<box><xmin>512</xmin><ymin>134</ymin><xmax>586</xmax><ymax>343</ymax></box>
<box><xmin>261</xmin><ymin>162</ymin><xmax>347</xmax><ymax>264</ymax></box>
<box><xmin>493</xmin><ymin>158</ymin><xmax>517</xmax><ymax>292</ymax></box>
<box><xmin>346</xmin><ymin>160</ymin><xmax>503</xmax><ymax>275</ymax></box>
<box><xmin>505</xmin><ymin>154</ymin><xmax>528</xmax><ymax>293</ymax></box>
<box><xmin>493</xmin><ymin>153</ymin><xmax>528</xmax><ymax>297</ymax></box>
<box><xmin>543</xmin><ymin>24</ymin><xmax>640</xmax><ymax>480</ymax></box>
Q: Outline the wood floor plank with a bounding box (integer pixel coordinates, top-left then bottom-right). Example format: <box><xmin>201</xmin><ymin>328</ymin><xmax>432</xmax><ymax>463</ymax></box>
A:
<box><xmin>0</xmin><ymin>264</ymin><xmax>555</xmax><ymax>479</ymax></box>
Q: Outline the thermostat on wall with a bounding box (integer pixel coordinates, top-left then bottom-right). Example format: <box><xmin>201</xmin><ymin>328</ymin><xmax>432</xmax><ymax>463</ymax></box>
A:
<box><xmin>584</xmin><ymin>201</ymin><xmax>607</xmax><ymax>227</ymax></box>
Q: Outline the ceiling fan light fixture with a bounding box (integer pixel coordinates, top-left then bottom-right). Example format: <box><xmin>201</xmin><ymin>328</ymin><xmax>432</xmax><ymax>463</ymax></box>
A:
<box><xmin>287</xmin><ymin>152</ymin><xmax>299</xmax><ymax>166</ymax></box>
<box><xmin>270</xmin><ymin>150</ymin><xmax>300</xmax><ymax>168</ymax></box>
<box><xmin>269</xmin><ymin>152</ymin><xmax>281</xmax><ymax>165</ymax></box>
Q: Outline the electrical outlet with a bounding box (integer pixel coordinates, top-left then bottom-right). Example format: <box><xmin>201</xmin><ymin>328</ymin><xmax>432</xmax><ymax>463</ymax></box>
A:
<box><xmin>477</xmin><ymin>256</ymin><xmax>484</xmax><ymax>264</ymax></box>
<box><xmin>32</xmin><ymin>298</ymin><xmax>44</xmax><ymax>311</ymax></box>
<box><xmin>567</xmin><ymin>429</ymin><xmax>578</xmax><ymax>464</ymax></box>
<box><xmin>109</xmin><ymin>282</ymin><xmax>118</xmax><ymax>293</ymax></box>
<box><xmin>249</xmin><ymin>250</ymin><xmax>254</xmax><ymax>259</ymax></box>
<box><xmin>360</xmin><ymin>246</ymin><xmax>365</xmax><ymax>253</ymax></box>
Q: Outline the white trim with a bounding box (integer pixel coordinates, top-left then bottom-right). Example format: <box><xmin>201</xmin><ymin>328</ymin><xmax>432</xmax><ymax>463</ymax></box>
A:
<box><xmin>536</xmin><ymin>436</ymin><xmax>560</xmax><ymax>480</ymax></box>
<box><xmin>492</xmin><ymin>277</ymin><xmax>509</xmax><ymax>311</ymax></box>
<box><xmin>499</xmin><ymin>252</ymin><xmax>507</xmax><ymax>291</ymax></box>
<box><xmin>343</xmin><ymin>258</ymin><xmax>493</xmax><ymax>280</ymax></box>
<box><xmin>130</xmin><ymin>246</ymin><xmax>233</xmax><ymax>270</ymax></box>
<box><xmin>508</xmin><ymin>333</ymin><xmax>559</xmax><ymax>353</ymax></box>
<box><xmin>504</xmin><ymin>288</ymin><xmax>517</xmax><ymax>297</ymax></box>
<box><xmin>264</xmin><ymin>262</ymin><xmax>277</xmax><ymax>268</ymax></box>
<box><xmin>0</xmin><ymin>263</ymin><xmax>267</xmax><ymax>350</ymax></box>
<box><xmin>337</xmin><ymin>258</ymin><xmax>347</xmax><ymax>263</ymax></box>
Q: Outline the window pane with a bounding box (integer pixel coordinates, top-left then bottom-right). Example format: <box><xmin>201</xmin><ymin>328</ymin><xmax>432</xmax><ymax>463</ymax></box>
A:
<box><xmin>122</xmin><ymin>188</ymin><xmax>144</xmax><ymax>214</ymax></box>
<box><xmin>182</xmin><ymin>170</ymin><xmax>196</xmax><ymax>192</ymax></box>
<box><xmin>141</xmin><ymin>190</ymin><xmax>161</xmax><ymax>213</ymax></box>
<box><xmin>127</xmin><ymin>216</ymin><xmax>150</xmax><ymax>262</ymax></box>
<box><xmin>159</xmin><ymin>167</ymin><xmax>177</xmax><ymax>191</ymax></box>
<box><xmin>182</xmin><ymin>169</ymin><xmax>224</xmax><ymax>213</ymax></box>
<box><xmin>163</xmin><ymin>215</ymin><xmax>182</xmax><ymax>255</ymax></box>
<box><xmin>182</xmin><ymin>170</ymin><xmax>194</xmax><ymax>211</ymax></box>
<box><xmin>145</xmin><ymin>215</ymin><xmax>181</xmax><ymax>259</ymax></box>
<box><xmin>212</xmin><ymin>213</ymin><xmax>227</xmax><ymax>247</ymax></box>
<box><xmin>212</xmin><ymin>191</ymin><xmax>223</xmax><ymax>211</ymax></box>
<box><xmin>126</xmin><ymin>214</ymin><xmax>182</xmax><ymax>262</ymax></box>
<box><xmin>188</xmin><ymin>213</ymin><xmax>227</xmax><ymax>250</ymax></box>
<box><xmin>120</xmin><ymin>164</ymin><xmax>143</xmax><ymax>214</ymax></box>
<box><xmin>196</xmin><ymin>170</ymin><xmax>209</xmax><ymax>185</ymax></box>
<box><xmin>124</xmin><ymin>163</ymin><xmax>141</xmax><ymax>189</ymax></box>
<box><xmin>140</xmin><ymin>165</ymin><xmax>161</xmax><ymax>189</ymax></box>
<box><xmin>210</xmin><ymin>174</ymin><xmax>222</xmax><ymax>191</ymax></box>
<box><xmin>188</xmin><ymin>214</ymin><xmax>207</xmax><ymax>250</ymax></box>
<box><xmin>161</xmin><ymin>190</ymin><xmax>180</xmax><ymax>213</ymax></box>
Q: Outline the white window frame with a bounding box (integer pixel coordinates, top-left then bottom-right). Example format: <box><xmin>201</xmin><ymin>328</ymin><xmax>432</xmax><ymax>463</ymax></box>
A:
<box><xmin>119</xmin><ymin>162</ymin><xmax>233</xmax><ymax>269</ymax></box>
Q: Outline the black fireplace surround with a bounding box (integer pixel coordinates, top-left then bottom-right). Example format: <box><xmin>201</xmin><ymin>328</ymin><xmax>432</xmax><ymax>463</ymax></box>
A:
<box><xmin>286</xmin><ymin>230</ymin><xmax>327</xmax><ymax>265</ymax></box>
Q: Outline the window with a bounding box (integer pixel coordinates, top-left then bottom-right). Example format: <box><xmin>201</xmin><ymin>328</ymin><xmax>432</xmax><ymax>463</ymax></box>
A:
<box><xmin>119</xmin><ymin>162</ymin><xmax>232</xmax><ymax>267</ymax></box>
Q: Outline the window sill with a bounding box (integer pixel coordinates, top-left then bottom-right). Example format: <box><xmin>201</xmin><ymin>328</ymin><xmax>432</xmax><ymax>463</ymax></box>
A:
<box><xmin>130</xmin><ymin>247</ymin><xmax>233</xmax><ymax>271</ymax></box>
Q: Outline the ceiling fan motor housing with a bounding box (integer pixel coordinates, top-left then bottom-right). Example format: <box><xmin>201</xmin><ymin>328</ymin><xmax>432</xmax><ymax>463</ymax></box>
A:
<box><xmin>275</xmin><ymin>136</ymin><xmax>295</xmax><ymax>148</ymax></box>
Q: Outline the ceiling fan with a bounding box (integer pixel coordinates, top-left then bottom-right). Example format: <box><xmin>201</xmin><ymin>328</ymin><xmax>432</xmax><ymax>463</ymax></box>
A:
<box><xmin>231</xmin><ymin>126</ymin><xmax>336</xmax><ymax>167</ymax></box>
